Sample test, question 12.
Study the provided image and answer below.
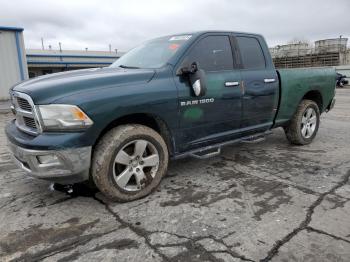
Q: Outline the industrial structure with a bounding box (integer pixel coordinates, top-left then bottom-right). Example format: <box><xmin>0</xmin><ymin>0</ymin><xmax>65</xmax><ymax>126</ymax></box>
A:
<box><xmin>0</xmin><ymin>26</ymin><xmax>28</xmax><ymax>100</ymax></box>
<box><xmin>0</xmin><ymin>25</ymin><xmax>122</xmax><ymax>100</ymax></box>
<box><xmin>270</xmin><ymin>37</ymin><xmax>349</xmax><ymax>68</ymax></box>
<box><xmin>26</xmin><ymin>49</ymin><xmax>122</xmax><ymax>78</ymax></box>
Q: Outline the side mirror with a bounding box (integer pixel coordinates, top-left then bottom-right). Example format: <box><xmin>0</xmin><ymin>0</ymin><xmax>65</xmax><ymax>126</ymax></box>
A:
<box><xmin>177</xmin><ymin>62</ymin><xmax>207</xmax><ymax>97</ymax></box>
<box><xmin>176</xmin><ymin>62</ymin><xmax>198</xmax><ymax>76</ymax></box>
<box><xmin>189</xmin><ymin>68</ymin><xmax>207</xmax><ymax>97</ymax></box>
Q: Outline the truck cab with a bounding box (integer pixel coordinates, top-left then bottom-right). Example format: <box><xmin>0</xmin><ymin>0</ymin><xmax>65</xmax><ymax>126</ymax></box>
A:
<box><xmin>172</xmin><ymin>32</ymin><xmax>279</xmax><ymax>151</ymax></box>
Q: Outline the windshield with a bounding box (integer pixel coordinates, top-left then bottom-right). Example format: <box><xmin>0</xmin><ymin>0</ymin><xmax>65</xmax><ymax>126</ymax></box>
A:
<box><xmin>110</xmin><ymin>35</ymin><xmax>192</xmax><ymax>69</ymax></box>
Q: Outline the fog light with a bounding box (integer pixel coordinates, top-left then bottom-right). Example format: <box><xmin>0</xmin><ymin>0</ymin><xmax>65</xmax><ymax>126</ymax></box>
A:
<box><xmin>37</xmin><ymin>154</ymin><xmax>59</xmax><ymax>164</ymax></box>
<box><xmin>10</xmin><ymin>105</ymin><xmax>16</xmax><ymax>115</ymax></box>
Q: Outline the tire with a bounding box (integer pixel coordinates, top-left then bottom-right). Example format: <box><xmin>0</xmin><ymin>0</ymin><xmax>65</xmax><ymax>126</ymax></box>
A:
<box><xmin>284</xmin><ymin>99</ymin><xmax>320</xmax><ymax>145</ymax></box>
<box><xmin>91</xmin><ymin>124</ymin><xmax>168</xmax><ymax>202</ymax></box>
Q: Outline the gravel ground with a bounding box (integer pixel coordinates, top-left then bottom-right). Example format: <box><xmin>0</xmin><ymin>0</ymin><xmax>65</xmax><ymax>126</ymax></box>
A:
<box><xmin>0</xmin><ymin>88</ymin><xmax>349</xmax><ymax>262</ymax></box>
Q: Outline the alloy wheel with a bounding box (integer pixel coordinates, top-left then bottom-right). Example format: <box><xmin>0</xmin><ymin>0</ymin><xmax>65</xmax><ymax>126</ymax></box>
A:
<box><xmin>113</xmin><ymin>139</ymin><xmax>159</xmax><ymax>192</ymax></box>
<box><xmin>301</xmin><ymin>107</ymin><xmax>317</xmax><ymax>139</ymax></box>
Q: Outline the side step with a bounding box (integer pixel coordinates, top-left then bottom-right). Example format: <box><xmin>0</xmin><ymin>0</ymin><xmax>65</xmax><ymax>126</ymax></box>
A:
<box><xmin>241</xmin><ymin>134</ymin><xmax>266</xmax><ymax>143</ymax></box>
<box><xmin>190</xmin><ymin>147</ymin><xmax>221</xmax><ymax>159</ymax></box>
<box><xmin>173</xmin><ymin>130</ymin><xmax>273</xmax><ymax>160</ymax></box>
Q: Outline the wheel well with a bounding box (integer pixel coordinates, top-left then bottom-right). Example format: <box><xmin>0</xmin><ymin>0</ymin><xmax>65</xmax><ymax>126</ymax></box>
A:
<box><xmin>303</xmin><ymin>90</ymin><xmax>323</xmax><ymax>111</ymax></box>
<box><xmin>94</xmin><ymin>113</ymin><xmax>174</xmax><ymax>156</ymax></box>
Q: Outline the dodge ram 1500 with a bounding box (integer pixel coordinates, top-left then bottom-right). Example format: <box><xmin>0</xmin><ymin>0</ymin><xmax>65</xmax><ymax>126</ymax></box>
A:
<box><xmin>6</xmin><ymin>31</ymin><xmax>336</xmax><ymax>201</ymax></box>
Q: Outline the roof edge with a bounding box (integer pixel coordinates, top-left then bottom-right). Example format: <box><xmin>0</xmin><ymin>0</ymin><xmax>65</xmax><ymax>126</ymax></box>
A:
<box><xmin>0</xmin><ymin>26</ymin><xmax>24</xmax><ymax>32</ymax></box>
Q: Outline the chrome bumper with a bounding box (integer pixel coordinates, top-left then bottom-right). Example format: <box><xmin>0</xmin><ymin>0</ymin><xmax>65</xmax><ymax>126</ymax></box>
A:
<box><xmin>7</xmin><ymin>141</ymin><xmax>91</xmax><ymax>183</ymax></box>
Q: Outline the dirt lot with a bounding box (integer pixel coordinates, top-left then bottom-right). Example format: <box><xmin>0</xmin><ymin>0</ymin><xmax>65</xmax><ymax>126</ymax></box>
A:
<box><xmin>0</xmin><ymin>89</ymin><xmax>349</xmax><ymax>262</ymax></box>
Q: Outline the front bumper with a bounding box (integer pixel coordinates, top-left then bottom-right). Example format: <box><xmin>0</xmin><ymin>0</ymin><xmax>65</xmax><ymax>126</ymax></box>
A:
<box><xmin>7</xmin><ymin>140</ymin><xmax>91</xmax><ymax>184</ymax></box>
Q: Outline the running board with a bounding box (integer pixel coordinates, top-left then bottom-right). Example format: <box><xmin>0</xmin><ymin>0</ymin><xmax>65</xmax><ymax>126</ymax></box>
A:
<box><xmin>241</xmin><ymin>133</ymin><xmax>267</xmax><ymax>143</ymax></box>
<box><xmin>190</xmin><ymin>148</ymin><xmax>221</xmax><ymax>159</ymax></box>
<box><xmin>173</xmin><ymin>130</ymin><xmax>272</xmax><ymax>160</ymax></box>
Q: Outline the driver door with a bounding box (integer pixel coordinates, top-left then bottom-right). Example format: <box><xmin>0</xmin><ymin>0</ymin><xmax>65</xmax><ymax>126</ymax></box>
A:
<box><xmin>173</xmin><ymin>34</ymin><xmax>242</xmax><ymax>152</ymax></box>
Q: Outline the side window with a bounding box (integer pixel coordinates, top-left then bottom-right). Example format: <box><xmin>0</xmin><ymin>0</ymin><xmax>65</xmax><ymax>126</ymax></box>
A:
<box><xmin>236</xmin><ymin>36</ymin><xmax>266</xmax><ymax>69</ymax></box>
<box><xmin>184</xmin><ymin>36</ymin><xmax>234</xmax><ymax>72</ymax></box>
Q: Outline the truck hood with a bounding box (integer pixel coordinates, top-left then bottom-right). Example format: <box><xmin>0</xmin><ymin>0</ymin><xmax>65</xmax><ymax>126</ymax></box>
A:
<box><xmin>12</xmin><ymin>67</ymin><xmax>156</xmax><ymax>104</ymax></box>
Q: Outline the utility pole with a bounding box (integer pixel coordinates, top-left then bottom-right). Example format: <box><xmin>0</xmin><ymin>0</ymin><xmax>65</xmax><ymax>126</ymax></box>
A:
<box><xmin>41</xmin><ymin>38</ymin><xmax>44</xmax><ymax>50</ymax></box>
<box><xmin>339</xmin><ymin>35</ymin><xmax>343</xmax><ymax>65</ymax></box>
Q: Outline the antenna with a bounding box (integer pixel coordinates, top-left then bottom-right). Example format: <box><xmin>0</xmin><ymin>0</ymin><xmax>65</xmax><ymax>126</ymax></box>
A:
<box><xmin>41</xmin><ymin>38</ymin><xmax>44</xmax><ymax>50</ymax></box>
<box><xmin>59</xmin><ymin>42</ymin><xmax>62</xmax><ymax>52</ymax></box>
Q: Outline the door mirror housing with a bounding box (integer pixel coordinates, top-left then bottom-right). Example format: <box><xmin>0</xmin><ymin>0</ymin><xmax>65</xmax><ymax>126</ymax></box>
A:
<box><xmin>177</xmin><ymin>62</ymin><xmax>207</xmax><ymax>97</ymax></box>
<box><xmin>189</xmin><ymin>68</ymin><xmax>207</xmax><ymax>97</ymax></box>
<box><xmin>177</xmin><ymin>61</ymin><xmax>198</xmax><ymax>76</ymax></box>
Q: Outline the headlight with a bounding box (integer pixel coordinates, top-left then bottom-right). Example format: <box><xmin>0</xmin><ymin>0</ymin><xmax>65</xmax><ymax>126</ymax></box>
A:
<box><xmin>37</xmin><ymin>104</ymin><xmax>93</xmax><ymax>131</ymax></box>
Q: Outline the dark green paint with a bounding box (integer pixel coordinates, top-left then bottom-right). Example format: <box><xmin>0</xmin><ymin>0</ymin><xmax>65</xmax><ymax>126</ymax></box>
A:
<box><xmin>7</xmin><ymin>31</ymin><xmax>336</xmax><ymax>157</ymax></box>
<box><xmin>183</xmin><ymin>107</ymin><xmax>203</xmax><ymax>120</ymax></box>
<box><xmin>275</xmin><ymin>67</ymin><xmax>336</xmax><ymax>126</ymax></box>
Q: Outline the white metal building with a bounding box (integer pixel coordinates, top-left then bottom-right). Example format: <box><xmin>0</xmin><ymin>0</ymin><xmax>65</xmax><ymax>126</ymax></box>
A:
<box><xmin>26</xmin><ymin>49</ymin><xmax>122</xmax><ymax>78</ymax></box>
<box><xmin>0</xmin><ymin>26</ymin><xmax>28</xmax><ymax>100</ymax></box>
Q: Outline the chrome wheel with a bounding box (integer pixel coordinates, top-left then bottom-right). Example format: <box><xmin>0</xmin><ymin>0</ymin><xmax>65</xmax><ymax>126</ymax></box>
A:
<box><xmin>301</xmin><ymin>108</ymin><xmax>317</xmax><ymax>139</ymax></box>
<box><xmin>113</xmin><ymin>139</ymin><xmax>159</xmax><ymax>192</ymax></box>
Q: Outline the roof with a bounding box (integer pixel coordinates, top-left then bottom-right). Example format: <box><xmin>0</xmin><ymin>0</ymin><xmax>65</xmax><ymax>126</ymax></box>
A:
<box><xmin>26</xmin><ymin>49</ymin><xmax>122</xmax><ymax>59</ymax></box>
<box><xmin>0</xmin><ymin>26</ymin><xmax>24</xmax><ymax>32</ymax></box>
<box><xmin>170</xmin><ymin>30</ymin><xmax>262</xmax><ymax>37</ymax></box>
<box><xmin>26</xmin><ymin>49</ymin><xmax>122</xmax><ymax>68</ymax></box>
<box><xmin>149</xmin><ymin>30</ymin><xmax>262</xmax><ymax>41</ymax></box>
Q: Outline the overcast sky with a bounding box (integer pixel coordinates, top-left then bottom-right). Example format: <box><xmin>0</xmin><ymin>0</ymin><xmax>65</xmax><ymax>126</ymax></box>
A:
<box><xmin>1</xmin><ymin>0</ymin><xmax>349</xmax><ymax>52</ymax></box>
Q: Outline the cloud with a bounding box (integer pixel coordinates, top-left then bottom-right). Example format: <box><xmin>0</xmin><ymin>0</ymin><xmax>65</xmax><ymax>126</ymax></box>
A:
<box><xmin>0</xmin><ymin>0</ymin><xmax>349</xmax><ymax>51</ymax></box>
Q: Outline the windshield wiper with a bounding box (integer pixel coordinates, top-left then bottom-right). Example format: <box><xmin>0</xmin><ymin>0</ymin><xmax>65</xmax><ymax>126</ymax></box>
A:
<box><xmin>119</xmin><ymin>65</ymin><xmax>141</xmax><ymax>69</ymax></box>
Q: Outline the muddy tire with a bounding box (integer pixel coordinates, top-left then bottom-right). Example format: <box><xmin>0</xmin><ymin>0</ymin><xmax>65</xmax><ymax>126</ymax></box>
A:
<box><xmin>284</xmin><ymin>99</ymin><xmax>320</xmax><ymax>145</ymax></box>
<box><xmin>91</xmin><ymin>124</ymin><xmax>168</xmax><ymax>202</ymax></box>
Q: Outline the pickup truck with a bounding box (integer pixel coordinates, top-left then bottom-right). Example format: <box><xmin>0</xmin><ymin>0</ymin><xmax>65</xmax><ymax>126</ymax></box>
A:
<box><xmin>6</xmin><ymin>31</ymin><xmax>336</xmax><ymax>202</ymax></box>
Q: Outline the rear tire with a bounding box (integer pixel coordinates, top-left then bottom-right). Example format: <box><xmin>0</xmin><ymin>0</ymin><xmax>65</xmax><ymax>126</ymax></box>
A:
<box><xmin>91</xmin><ymin>124</ymin><xmax>168</xmax><ymax>202</ymax></box>
<box><xmin>284</xmin><ymin>99</ymin><xmax>320</xmax><ymax>145</ymax></box>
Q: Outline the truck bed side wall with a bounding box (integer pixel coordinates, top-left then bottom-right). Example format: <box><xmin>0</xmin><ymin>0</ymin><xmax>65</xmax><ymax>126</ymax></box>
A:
<box><xmin>274</xmin><ymin>67</ymin><xmax>336</xmax><ymax>127</ymax></box>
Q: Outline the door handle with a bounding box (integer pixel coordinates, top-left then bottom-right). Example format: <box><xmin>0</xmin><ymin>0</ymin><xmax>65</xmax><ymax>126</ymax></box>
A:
<box><xmin>225</xmin><ymin>81</ymin><xmax>240</xmax><ymax>87</ymax></box>
<box><xmin>264</xmin><ymin>78</ymin><xmax>276</xmax><ymax>83</ymax></box>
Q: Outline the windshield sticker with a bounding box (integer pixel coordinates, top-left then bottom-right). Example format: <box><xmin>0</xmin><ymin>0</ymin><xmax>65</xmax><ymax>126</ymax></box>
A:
<box><xmin>169</xmin><ymin>43</ymin><xmax>180</xmax><ymax>50</ymax></box>
<box><xmin>169</xmin><ymin>35</ymin><xmax>192</xmax><ymax>41</ymax></box>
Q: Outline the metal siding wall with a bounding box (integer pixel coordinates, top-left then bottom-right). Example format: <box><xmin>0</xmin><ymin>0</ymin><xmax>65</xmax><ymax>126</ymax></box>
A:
<box><xmin>0</xmin><ymin>31</ymin><xmax>21</xmax><ymax>100</ymax></box>
<box><xmin>27</xmin><ymin>56</ymin><xmax>116</xmax><ymax>63</ymax></box>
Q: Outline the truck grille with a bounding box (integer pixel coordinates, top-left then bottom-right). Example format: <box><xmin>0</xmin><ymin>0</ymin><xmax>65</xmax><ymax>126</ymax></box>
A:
<box><xmin>11</xmin><ymin>92</ymin><xmax>40</xmax><ymax>135</ymax></box>
<box><xmin>23</xmin><ymin>116</ymin><xmax>37</xmax><ymax>129</ymax></box>
<box><xmin>16</xmin><ymin>97</ymin><xmax>32</xmax><ymax>112</ymax></box>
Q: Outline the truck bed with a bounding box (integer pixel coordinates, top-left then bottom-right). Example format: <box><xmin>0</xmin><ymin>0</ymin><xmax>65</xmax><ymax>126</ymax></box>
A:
<box><xmin>275</xmin><ymin>67</ymin><xmax>336</xmax><ymax>126</ymax></box>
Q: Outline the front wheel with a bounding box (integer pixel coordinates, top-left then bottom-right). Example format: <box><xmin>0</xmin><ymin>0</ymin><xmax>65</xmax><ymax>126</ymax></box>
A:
<box><xmin>91</xmin><ymin>124</ymin><xmax>168</xmax><ymax>202</ymax></box>
<box><xmin>284</xmin><ymin>99</ymin><xmax>320</xmax><ymax>145</ymax></box>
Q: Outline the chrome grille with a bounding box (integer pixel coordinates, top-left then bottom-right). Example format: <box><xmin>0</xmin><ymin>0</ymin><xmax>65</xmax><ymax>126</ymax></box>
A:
<box><xmin>11</xmin><ymin>91</ymin><xmax>40</xmax><ymax>135</ymax></box>
<box><xmin>16</xmin><ymin>97</ymin><xmax>32</xmax><ymax>112</ymax></box>
<box><xmin>23</xmin><ymin>116</ymin><xmax>37</xmax><ymax>129</ymax></box>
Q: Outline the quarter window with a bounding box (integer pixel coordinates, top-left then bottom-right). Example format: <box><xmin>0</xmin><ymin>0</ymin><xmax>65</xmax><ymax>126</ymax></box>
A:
<box><xmin>236</xmin><ymin>37</ymin><xmax>266</xmax><ymax>69</ymax></box>
<box><xmin>184</xmin><ymin>36</ymin><xmax>234</xmax><ymax>72</ymax></box>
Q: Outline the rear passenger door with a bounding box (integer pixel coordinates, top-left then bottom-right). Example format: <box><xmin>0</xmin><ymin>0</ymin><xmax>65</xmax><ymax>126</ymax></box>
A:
<box><xmin>235</xmin><ymin>35</ymin><xmax>279</xmax><ymax>132</ymax></box>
